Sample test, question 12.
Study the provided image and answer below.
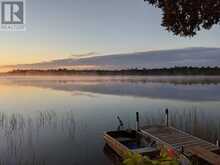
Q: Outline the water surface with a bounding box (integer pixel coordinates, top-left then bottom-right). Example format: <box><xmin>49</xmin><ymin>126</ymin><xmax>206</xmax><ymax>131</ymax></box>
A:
<box><xmin>0</xmin><ymin>76</ymin><xmax>220</xmax><ymax>165</ymax></box>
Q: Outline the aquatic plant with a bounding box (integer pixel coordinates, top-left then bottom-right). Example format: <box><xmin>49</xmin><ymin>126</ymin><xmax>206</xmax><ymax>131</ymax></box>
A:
<box><xmin>123</xmin><ymin>148</ymin><xmax>180</xmax><ymax>165</ymax></box>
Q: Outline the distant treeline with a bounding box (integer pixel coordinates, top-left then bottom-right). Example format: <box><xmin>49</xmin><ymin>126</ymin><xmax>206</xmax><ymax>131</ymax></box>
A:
<box><xmin>3</xmin><ymin>66</ymin><xmax>220</xmax><ymax>76</ymax></box>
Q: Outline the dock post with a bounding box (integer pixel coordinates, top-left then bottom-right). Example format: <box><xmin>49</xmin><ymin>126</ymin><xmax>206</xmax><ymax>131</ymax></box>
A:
<box><xmin>136</xmin><ymin>112</ymin><xmax>140</xmax><ymax>131</ymax></box>
<box><xmin>165</xmin><ymin>109</ymin><xmax>169</xmax><ymax>127</ymax></box>
<box><xmin>181</xmin><ymin>146</ymin><xmax>184</xmax><ymax>153</ymax></box>
<box><xmin>216</xmin><ymin>139</ymin><xmax>219</xmax><ymax>148</ymax></box>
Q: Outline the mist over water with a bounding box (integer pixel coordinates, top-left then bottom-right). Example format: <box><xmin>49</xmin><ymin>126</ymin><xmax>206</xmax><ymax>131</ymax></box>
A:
<box><xmin>0</xmin><ymin>76</ymin><xmax>220</xmax><ymax>164</ymax></box>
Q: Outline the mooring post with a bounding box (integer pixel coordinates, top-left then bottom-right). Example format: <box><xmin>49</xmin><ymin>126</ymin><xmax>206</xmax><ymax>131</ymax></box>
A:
<box><xmin>181</xmin><ymin>146</ymin><xmax>184</xmax><ymax>154</ymax></box>
<box><xmin>165</xmin><ymin>109</ymin><xmax>169</xmax><ymax>127</ymax></box>
<box><xmin>136</xmin><ymin>112</ymin><xmax>140</xmax><ymax>131</ymax></box>
<box><xmin>216</xmin><ymin>139</ymin><xmax>219</xmax><ymax>148</ymax></box>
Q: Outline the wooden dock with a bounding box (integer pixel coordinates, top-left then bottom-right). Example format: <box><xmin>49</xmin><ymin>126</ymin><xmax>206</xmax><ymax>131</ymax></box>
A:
<box><xmin>140</xmin><ymin>125</ymin><xmax>220</xmax><ymax>164</ymax></box>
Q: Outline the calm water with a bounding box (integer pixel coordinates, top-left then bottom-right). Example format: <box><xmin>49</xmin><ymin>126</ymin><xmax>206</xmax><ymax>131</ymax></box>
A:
<box><xmin>0</xmin><ymin>76</ymin><xmax>220</xmax><ymax>165</ymax></box>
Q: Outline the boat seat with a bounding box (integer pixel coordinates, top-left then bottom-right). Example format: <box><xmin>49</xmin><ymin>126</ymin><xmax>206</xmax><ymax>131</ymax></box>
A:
<box><xmin>117</xmin><ymin>137</ymin><xmax>134</xmax><ymax>142</ymax></box>
<box><xmin>131</xmin><ymin>147</ymin><xmax>159</xmax><ymax>154</ymax></box>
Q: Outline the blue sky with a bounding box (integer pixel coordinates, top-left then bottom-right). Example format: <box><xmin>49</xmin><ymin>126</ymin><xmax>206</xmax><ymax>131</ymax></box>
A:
<box><xmin>0</xmin><ymin>0</ymin><xmax>220</xmax><ymax>66</ymax></box>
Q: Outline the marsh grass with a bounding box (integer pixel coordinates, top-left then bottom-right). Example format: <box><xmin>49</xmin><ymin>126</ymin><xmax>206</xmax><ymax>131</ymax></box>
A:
<box><xmin>0</xmin><ymin>111</ymin><xmax>76</xmax><ymax>165</ymax></box>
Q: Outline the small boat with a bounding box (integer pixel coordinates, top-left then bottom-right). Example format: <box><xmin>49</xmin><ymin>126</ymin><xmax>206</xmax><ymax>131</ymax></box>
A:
<box><xmin>104</xmin><ymin>129</ymin><xmax>160</xmax><ymax>159</ymax></box>
<box><xmin>104</xmin><ymin>129</ymin><xmax>191</xmax><ymax>165</ymax></box>
<box><xmin>104</xmin><ymin>112</ymin><xmax>191</xmax><ymax>164</ymax></box>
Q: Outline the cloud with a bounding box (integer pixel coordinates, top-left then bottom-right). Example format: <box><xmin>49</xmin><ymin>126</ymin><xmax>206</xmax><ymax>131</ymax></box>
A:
<box><xmin>71</xmin><ymin>52</ymin><xmax>98</xmax><ymax>59</ymax></box>
<box><xmin>1</xmin><ymin>47</ymin><xmax>220</xmax><ymax>71</ymax></box>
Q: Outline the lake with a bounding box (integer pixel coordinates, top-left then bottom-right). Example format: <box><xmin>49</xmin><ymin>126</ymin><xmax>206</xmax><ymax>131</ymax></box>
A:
<box><xmin>0</xmin><ymin>76</ymin><xmax>220</xmax><ymax>165</ymax></box>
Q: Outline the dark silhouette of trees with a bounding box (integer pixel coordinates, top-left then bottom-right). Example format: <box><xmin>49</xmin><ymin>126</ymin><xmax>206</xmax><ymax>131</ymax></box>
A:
<box><xmin>4</xmin><ymin>67</ymin><xmax>220</xmax><ymax>76</ymax></box>
<box><xmin>144</xmin><ymin>0</ymin><xmax>220</xmax><ymax>37</ymax></box>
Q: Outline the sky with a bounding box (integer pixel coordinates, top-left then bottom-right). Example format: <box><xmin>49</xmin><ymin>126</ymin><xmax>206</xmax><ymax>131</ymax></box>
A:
<box><xmin>3</xmin><ymin>47</ymin><xmax>220</xmax><ymax>70</ymax></box>
<box><xmin>0</xmin><ymin>0</ymin><xmax>220</xmax><ymax>67</ymax></box>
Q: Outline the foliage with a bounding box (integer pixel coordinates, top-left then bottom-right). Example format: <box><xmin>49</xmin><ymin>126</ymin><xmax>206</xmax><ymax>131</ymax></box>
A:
<box><xmin>123</xmin><ymin>152</ymin><xmax>154</xmax><ymax>165</ymax></box>
<box><xmin>144</xmin><ymin>0</ymin><xmax>220</xmax><ymax>37</ymax></box>
<box><xmin>123</xmin><ymin>148</ymin><xmax>180</xmax><ymax>165</ymax></box>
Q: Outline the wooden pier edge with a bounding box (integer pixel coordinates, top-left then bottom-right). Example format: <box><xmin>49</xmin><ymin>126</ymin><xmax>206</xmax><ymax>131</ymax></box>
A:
<box><xmin>140</xmin><ymin>125</ymin><xmax>220</xmax><ymax>164</ymax></box>
<box><xmin>188</xmin><ymin>146</ymin><xmax>220</xmax><ymax>165</ymax></box>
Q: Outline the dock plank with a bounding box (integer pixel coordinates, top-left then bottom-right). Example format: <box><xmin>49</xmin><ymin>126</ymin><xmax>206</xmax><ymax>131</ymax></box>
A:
<box><xmin>162</xmin><ymin>136</ymin><xmax>193</xmax><ymax>143</ymax></box>
<box><xmin>188</xmin><ymin>146</ymin><xmax>220</xmax><ymax>165</ymax></box>
<box><xmin>141</xmin><ymin>125</ymin><xmax>220</xmax><ymax>164</ymax></box>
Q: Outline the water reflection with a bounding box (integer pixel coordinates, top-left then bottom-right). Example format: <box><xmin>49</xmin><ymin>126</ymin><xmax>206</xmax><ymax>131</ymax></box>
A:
<box><xmin>1</xmin><ymin>76</ymin><xmax>220</xmax><ymax>101</ymax></box>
